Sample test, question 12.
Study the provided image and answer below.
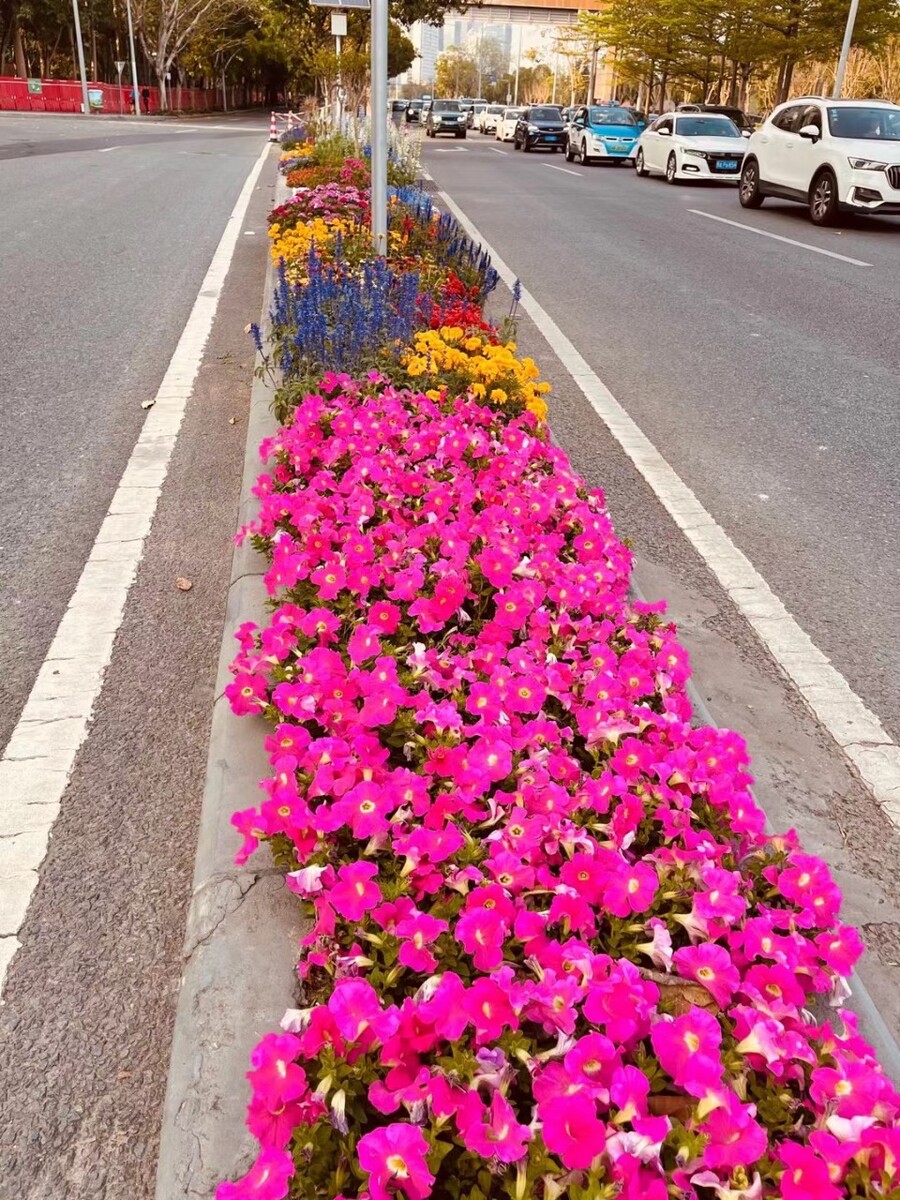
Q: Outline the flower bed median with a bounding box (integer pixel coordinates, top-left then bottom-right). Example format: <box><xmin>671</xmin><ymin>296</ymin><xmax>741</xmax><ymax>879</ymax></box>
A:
<box><xmin>217</xmin><ymin>132</ymin><xmax>899</xmax><ymax>1200</ymax></box>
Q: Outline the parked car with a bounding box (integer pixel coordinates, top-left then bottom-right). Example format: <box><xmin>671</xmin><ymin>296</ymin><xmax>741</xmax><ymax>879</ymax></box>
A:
<box><xmin>635</xmin><ymin>112</ymin><xmax>747</xmax><ymax>183</ymax></box>
<box><xmin>739</xmin><ymin>97</ymin><xmax>900</xmax><ymax>225</ymax></box>
<box><xmin>391</xmin><ymin>99</ymin><xmax>409</xmax><ymax>114</ymax></box>
<box><xmin>405</xmin><ymin>99</ymin><xmax>423</xmax><ymax>123</ymax></box>
<box><xmin>478</xmin><ymin>104</ymin><xmax>505</xmax><ymax>134</ymax></box>
<box><xmin>622</xmin><ymin>106</ymin><xmax>649</xmax><ymax>131</ymax></box>
<box><xmin>677</xmin><ymin>102</ymin><xmax>753</xmax><ymax>132</ymax></box>
<box><xmin>564</xmin><ymin>104</ymin><xmax>640</xmax><ymax>164</ymax></box>
<box><xmin>496</xmin><ymin>107</ymin><xmax>525</xmax><ymax>142</ymax></box>
<box><xmin>425</xmin><ymin>98</ymin><xmax>467</xmax><ymax>138</ymax></box>
<box><xmin>469</xmin><ymin>101</ymin><xmax>488</xmax><ymax>129</ymax></box>
<box><xmin>513</xmin><ymin>105</ymin><xmax>567</xmax><ymax>152</ymax></box>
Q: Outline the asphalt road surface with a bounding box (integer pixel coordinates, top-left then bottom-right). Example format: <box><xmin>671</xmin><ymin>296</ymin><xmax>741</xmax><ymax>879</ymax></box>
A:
<box><xmin>0</xmin><ymin>112</ymin><xmax>268</xmax><ymax>754</ymax></box>
<box><xmin>422</xmin><ymin>132</ymin><xmax>900</xmax><ymax>1050</ymax></box>
<box><xmin>424</xmin><ymin>133</ymin><xmax>900</xmax><ymax>747</ymax></box>
<box><xmin>0</xmin><ymin>111</ymin><xmax>277</xmax><ymax>1199</ymax></box>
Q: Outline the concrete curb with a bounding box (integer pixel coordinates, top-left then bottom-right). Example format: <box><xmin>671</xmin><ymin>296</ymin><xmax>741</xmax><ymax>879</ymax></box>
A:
<box><xmin>154</xmin><ymin>244</ymin><xmax>302</xmax><ymax>1199</ymax></box>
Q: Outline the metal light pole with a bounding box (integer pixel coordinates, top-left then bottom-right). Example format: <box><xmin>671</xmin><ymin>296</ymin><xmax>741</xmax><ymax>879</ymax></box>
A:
<box><xmin>587</xmin><ymin>45</ymin><xmax>598</xmax><ymax>104</ymax></box>
<box><xmin>370</xmin><ymin>0</ymin><xmax>388</xmax><ymax>254</ymax></box>
<box><xmin>833</xmin><ymin>0</ymin><xmax>861</xmax><ymax>98</ymax></box>
<box><xmin>124</xmin><ymin>0</ymin><xmax>141</xmax><ymax>114</ymax></box>
<box><xmin>71</xmin><ymin>0</ymin><xmax>91</xmax><ymax>115</ymax></box>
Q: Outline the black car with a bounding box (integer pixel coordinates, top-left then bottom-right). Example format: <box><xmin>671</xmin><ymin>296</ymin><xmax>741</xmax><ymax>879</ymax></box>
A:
<box><xmin>425</xmin><ymin>99</ymin><xmax>467</xmax><ymax>138</ymax></box>
<box><xmin>405</xmin><ymin>99</ymin><xmax>423</xmax><ymax>123</ymax></box>
<box><xmin>676</xmin><ymin>102</ymin><xmax>753</xmax><ymax>132</ymax></box>
<box><xmin>513</xmin><ymin>105</ymin><xmax>566</xmax><ymax>152</ymax></box>
<box><xmin>391</xmin><ymin>99</ymin><xmax>408</xmax><ymax>114</ymax></box>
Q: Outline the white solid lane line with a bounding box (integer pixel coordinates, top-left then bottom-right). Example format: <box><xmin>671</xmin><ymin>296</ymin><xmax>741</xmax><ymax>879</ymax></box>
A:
<box><xmin>689</xmin><ymin>209</ymin><xmax>872</xmax><ymax>267</ymax></box>
<box><xmin>0</xmin><ymin>138</ymin><xmax>273</xmax><ymax>994</ymax></box>
<box><xmin>425</xmin><ymin>170</ymin><xmax>900</xmax><ymax>832</ymax></box>
<box><xmin>98</xmin><ymin>145</ymin><xmax>120</xmax><ymax>153</ymax></box>
<box><xmin>489</xmin><ymin>147</ymin><xmax>508</xmax><ymax>155</ymax></box>
<box><xmin>543</xmin><ymin>163</ymin><xmax>582</xmax><ymax>177</ymax></box>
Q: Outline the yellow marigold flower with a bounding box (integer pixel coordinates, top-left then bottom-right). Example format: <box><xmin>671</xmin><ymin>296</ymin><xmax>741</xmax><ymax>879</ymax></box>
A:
<box><xmin>471</xmin><ymin>382</ymin><xmax>487</xmax><ymax>399</ymax></box>
<box><xmin>490</xmin><ymin>389</ymin><xmax>507</xmax><ymax>404</ymax></box>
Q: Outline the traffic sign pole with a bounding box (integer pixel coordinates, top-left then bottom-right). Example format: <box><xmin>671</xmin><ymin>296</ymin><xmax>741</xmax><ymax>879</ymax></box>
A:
<box><xmin>116</xmin><ymin>60</ymin><xmax>126</xmax><ymax>115</ymax></box>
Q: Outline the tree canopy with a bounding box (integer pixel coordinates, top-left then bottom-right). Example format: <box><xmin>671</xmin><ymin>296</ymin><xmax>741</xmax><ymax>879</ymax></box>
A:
<box><xmin>579</xmin><ymin>0</ymin><xmax>900</xmax><ymax>108</ymax></box>
<box><xmin>1</xmin><ymin>0</ymin><xmax>457</xmax><ymax>110</ymax></box>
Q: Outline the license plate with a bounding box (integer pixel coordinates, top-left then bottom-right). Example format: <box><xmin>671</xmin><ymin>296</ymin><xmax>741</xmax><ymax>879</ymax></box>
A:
<box><xmin>716</xmin><ymin>160</ymin><xmax>738</xmax><ymax>171</ymax></box>
<box><xmin>545</xmin><ymin>135</ymin><xmax>558</xmax><ymax>141</ymax></box>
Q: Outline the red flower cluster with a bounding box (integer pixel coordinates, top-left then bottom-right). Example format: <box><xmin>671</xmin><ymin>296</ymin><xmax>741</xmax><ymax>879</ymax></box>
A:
<box><xmin>430</xmin><ymin>271</ymin><xmax>495</xmax><ymax>333</ymax></box>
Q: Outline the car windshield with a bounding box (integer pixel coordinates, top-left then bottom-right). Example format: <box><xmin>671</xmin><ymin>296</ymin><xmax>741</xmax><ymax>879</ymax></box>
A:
<box><xmin>487</xmin><ymin>106</ymin><xmax>504</xmax><ymax>114</ymax></box>
<box><xmin>529</xmin><ymin>107</ymin><xmax>562</xmax><ymax>121</ymax></box>
<box><xmin>408</xmin><ymin>101</ymin><xmax>422</xmax><ymax>109</ymax></box>
<box><xmin>589</xmin><ymin>107</ymin><xmax>636</xmax><ymax>127</ymax></box>
<box><xmin>504</xmin><ymin>109</ymin><xmax>524</xmax><ymax>119</ymax></box>
<box><xmin>827</xmin><ymin>105</ymin><xmax>900</xmax><ymax>140</ymax></box>
<box><xmin>675</xmin><ymin>116</ymin><xmax>741</xmax><ymax>137</ymax></box>
<box><xmin>433</xmin><ymin>101</ymin><xmax>460</xmax><ymax>112</ymax></box>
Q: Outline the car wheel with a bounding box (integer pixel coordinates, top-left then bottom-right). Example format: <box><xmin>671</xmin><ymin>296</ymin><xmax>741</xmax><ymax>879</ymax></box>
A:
<box><xmin>564</xmin><ymin>140</ymin><xmax>575</xmax><ymax>162</ymax></box>
<box><xmin>665</xmin><ymin>152</ymin><xmax>679</xmax><ymax>184</ymax></box>
<box><xmin>739</xmin><ymin>159</ymin><xmax>765</xmax><ymax>208</ymax></box>
<box><xmin>635</xmin><ymin>149</ymin><xmax>648</xmax><ymax>176</ymax></box>
<box><xmin>581</xmin><ymin>139</ymin><xmax>593</xmax><ymax>165</ymax></box>
<box><xmin>809</xmin><ymin>169</ymin><xmax>840</xmax><ymax>226</ymax></box>
<box><xmin>456</xmin><ymin>131</ymin><xmax>465</xmax><ymax>139</ymax></box>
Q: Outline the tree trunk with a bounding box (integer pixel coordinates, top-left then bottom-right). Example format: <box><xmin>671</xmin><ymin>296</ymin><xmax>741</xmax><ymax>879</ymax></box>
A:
<box><xmin>157</xmin><ymin>66</ymin><xmax>168</xmax><ymax>110</ymax></box>
<box><xmin>658</xmin><ymin>66</ymin><xmax>668</xmax><ymax>112</ymax></box>
<box><xmin>727</xmin><ymin>57</ymin><xmax>739</xmax><ymax>104</ymax></box>
<box><xmin>14</xmin><ymin>22</ymin><xmax>27</xmax><ymax>78</ymax></box>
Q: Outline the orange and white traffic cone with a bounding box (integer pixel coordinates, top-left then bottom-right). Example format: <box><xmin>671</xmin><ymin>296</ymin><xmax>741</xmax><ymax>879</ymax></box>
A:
<box><xmin>269</xmin><ymin>111</ymin><xmax>278</xmax><ymax>141</ymax></box>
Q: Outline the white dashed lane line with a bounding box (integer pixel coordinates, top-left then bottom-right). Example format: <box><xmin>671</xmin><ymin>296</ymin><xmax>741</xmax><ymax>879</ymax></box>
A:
<box><xmin>689</xmin><ymin>209</ymin><xmax>873</xmax><ymax>267</ymax></box>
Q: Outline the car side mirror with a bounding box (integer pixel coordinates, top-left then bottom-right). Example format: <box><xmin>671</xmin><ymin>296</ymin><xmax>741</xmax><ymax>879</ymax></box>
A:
<box><xmin>658</xmin><ymin>127</ymin><xmax>671</xmax><ymax>137</ymax></box>
<box><xmin>799</xmin><ymin>123</ymin><xmax>820</xmax><ymax>141</ymax></box>
<box><xmin>741</xmin><ymin>129</ymin><xmax>751</xmax><ymax>138</ymax></box>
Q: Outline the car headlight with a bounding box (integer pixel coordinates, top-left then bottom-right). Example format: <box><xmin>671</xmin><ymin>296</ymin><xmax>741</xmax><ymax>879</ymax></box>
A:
<box><xmin>683</xmin><ymin>148</ymin><xmax>706</xmax><ymax>158</ymax></box>
<box><xmin>527</xmin><ymin>124</ymin><xmax>539</xmax><ymax>133</ymax></box>
<box><xmin>849</xmin><ymin>157</ymin><xmax>887</xmax><ymax>171</ymax></box>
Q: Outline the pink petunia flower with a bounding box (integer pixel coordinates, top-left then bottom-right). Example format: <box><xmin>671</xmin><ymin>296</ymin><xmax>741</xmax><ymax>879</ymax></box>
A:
<box><xmin>330</xmin><ymin>861</ymin><xmax>382</xmax><ymax>922</ymax></box>
<box><xmin>778</xmin><ymin>1141</ymin><xmax>843</xmax><ymax>1200</ymax></box>
<box><xmin>673</xmin><ymin>943</ymin><xmax>740</xmax><ymax>1008</ymax></box>
<box><xmin>215</xmin><ymin>1147</ymin><xmax>295</xmax><ymax>1200</ymax></box>
<box><xmin>458</xmin><ymin>1090</ymin><xmax>531</xmax><ymax>1163</ymax></box>
<box><xmin>700</xmin><ymin>1092</ymin><xmax>768</xmax><ymax>1170</ymax></box>
<box><xmin>539</xmin><ymin>1091</ymin><xmax>607</xmax><ymax>1170</ymax></box>
<box><xmin>395</xmin><ymin>911</ymin><xmax>448</xmax><ymax>974</ymax></box>
<box><xmin>357</xmin><ymin>1124</ymin><xmax>435</xmax><ymax>1200</ymax></box>
<box><xmin>650</xmin><ymin>1009</ymin><xmax>723</xmax><ymax>1095</ymax></box>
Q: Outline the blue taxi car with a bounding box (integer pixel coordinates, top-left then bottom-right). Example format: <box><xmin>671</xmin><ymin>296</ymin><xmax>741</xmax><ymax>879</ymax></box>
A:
<box><xmin>564</xmin><ymin>105</ymin><xmax>643</xmax><ymax>165</ymax></box>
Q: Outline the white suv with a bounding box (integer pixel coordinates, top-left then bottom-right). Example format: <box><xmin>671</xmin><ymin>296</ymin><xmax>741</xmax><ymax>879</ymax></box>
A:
<box><xmin>739</xmin><ymin>97</ymin><xmax>900</xmax><ymax>225</ymax></box>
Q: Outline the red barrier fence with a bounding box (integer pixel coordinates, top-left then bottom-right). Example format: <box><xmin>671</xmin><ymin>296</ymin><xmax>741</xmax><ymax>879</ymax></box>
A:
<box><xmin>0</xmin><ymin>76</ymin><xmax>246</xmax><ymax>114</ymax></box>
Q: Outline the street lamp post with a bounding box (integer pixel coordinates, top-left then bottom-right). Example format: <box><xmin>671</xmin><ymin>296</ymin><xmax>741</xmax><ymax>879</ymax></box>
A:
<box><xmin>832</xmin><ymin>0</ymin><xmax>861</xmax><ymax>98</ymax></box>
<box><xmin>124</xmin><ymin>0</ymin><xmax>141</xmax><ymax>114</ymax></box>
<box><xmin>71</xmin><ymin>0</ymin><xmax>91</xmax><ymax>115</ymax></box>
<box><xmin>370</xmin><ymin>0</ymin><xmax>388</xmax><ymax>254</ymax></box>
